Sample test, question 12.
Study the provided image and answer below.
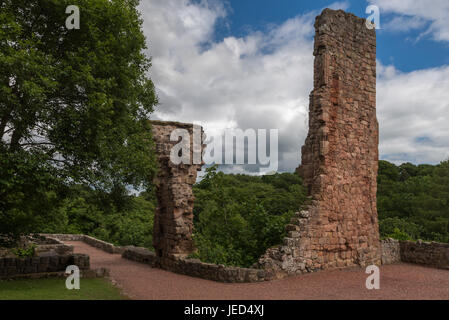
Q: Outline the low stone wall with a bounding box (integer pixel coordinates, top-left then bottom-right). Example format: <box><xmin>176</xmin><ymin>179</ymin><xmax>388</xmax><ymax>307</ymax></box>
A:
<box><xmin>35</xmin><ymin>243</ymin><xmax>74</xmax><ymax>256</ymax></box>
<box><xmin>82</xmin><ymin>235</ymin><xmax>125</xmax><ymax>254</ymax></box>
<box><xmin>41</xmin><ymin>234</ymin><xmax>125</xmax><ymax>254</ymax></box>
<box><xmin>122</xmin><ymin>247</ymin><xmax>267</xmax><ymax>283</ymax></box>
<box><xmin>36</xmin><ymin>235</ymin><xmax>448</xmax><ymax>283</ymax></box>
<box><xmin>122</xmin><ymin>246</ymin><xmax>158</xmax><ymax>267</ymax></box>
<box><xmin>41</xmin><ymin>234</ymin><xmax>84</xmax><ymax>241</ymax></box>
<box><xmin>381</xmin><ymin>238</ymin><xmax>449</xmax><ymax>269</ymax></box>
<box><xmin>5</xmin><ymin>267</ymin><xmax>109</xmax><ymax>280</ymax></box>
<box><xmin>125</xmin><ymin>239</ymin><xmax>449</xmax><ymax>282</ymax></box>
<box><xmin>400</xmin><ymin>240</ymin><xmax>449</xmax><ymax>269</ymax></box>
<box><xmin>0</xmin><ymin>253</ymin><xmax>90</xmax><ymax>279</ymax></box>
<box><xmin>34</xmin><ymin>235</ymin><xmax>74</xmax><ymax>256</ymax></box>
<box><xmin>381</xmin><ymin>238</ymin><xmax>401</xmax><ymax>265</ymax></box>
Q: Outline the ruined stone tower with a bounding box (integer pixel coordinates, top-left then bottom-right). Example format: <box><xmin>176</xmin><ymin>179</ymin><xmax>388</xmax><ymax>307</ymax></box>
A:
<box><xmin>150</xmin><ymin>121</ymin><xmax>205</xmax><ymax>259</ymax></box>
<box><xmin>258</xmin><ymin>9</ymin><xmax>381</xmax><ymax>277</ymax></box>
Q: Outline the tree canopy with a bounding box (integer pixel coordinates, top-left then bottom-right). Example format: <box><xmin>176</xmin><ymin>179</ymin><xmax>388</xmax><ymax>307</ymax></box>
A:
<box><xmin>378</xmin><ymin>160</ymin><xmax>449</xmax><ymax>242</ymax></box>
<box><xmin>191</xmin><ymin>166</ymin><xmax>308</xmax><ymax>267</ymax></box>
<box><xmin>0</xmin><ymin>0</ymin><xmax>158</xmax><ymax>238</ymax></box>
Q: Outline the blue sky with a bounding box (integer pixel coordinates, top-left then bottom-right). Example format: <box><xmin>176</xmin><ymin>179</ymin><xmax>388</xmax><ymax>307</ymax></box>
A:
<box><xmin>215</xmin><ymin>0</ymin><xmax>449</xmax><ymax>72</ymax></box>
<box><xmin>139</xmin><ymin>0</ymin><xmax>449</xmax><ymax>173</ymax></box>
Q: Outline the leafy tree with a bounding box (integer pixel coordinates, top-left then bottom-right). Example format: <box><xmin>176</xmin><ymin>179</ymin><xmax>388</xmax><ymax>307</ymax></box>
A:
<box><xmin>191</xmin><ymin>166</ymin><xmax>307</xmax><ymax>267</ymax></box>
<box><xmin>378</xmin><ymin>160</ymin><xmax>400</xmax><ymax>183</ymax></box>
<box><xmin>0</xmin><ymin>0</ymin><xmax>157</xmax><ymax>239</ymax></box>
<box><xmin>378</xmin><ymin>160</ymin><xmax>449</xmax><ymax>243</ymax></box>
<box><xmin>0</xmin><ymin>149</ymin><xmax>62</xmax><ymax>242</ymax></box>
<box><xmin>379</xmin><ymin>217</ymin><xmax>422</xmax><ymax>240</ymax></box>
<box><xmin>38</xmin><ymin>184</ymin><xmax>156</xmax><ymax>248</ymax></box>
<box><xmin>398</xmin><ymin>162</ymin><xmax>418</xmax><ymax>181</ymax></box>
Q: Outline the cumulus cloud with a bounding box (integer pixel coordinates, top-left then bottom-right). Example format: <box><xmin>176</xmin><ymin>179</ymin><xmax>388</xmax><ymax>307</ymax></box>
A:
<box><xmin>377</xmin><ymin>61</ymin><xmax>449</xmax><ymax>164</ymax></box>
<box><xmin>369</xmin><ymin>0</ymin><xmax>449</xmax><ymax>41</ymax></box>
<box><xmin>138</xmin><ymin>0</ymin><xmax>449</xmax><ymax>174</ymax></box>
<box><xmin>138</xmin><ymin>0</ymin><xmax>319</xmax><ymax>173</ymax></box>
<box><xmin>382</xmin><ymin>15</ymin><xmax>428</xmax><ymax>33</ymax></box>
<box><xmin>327</xmin><ymin>1</ymin><xmax>351</xmax><ymax>11</ymax></box>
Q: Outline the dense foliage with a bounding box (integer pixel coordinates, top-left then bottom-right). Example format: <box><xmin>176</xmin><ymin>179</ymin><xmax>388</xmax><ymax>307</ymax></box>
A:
<box><xmin>378</xmin><ymin>160</ymin><xmax>449</xmax><ymax>243</ymax></box>
<box><xmin>0</xmin><ymin>0</ymin><xmax>157</xmax><ymax>240</ymax></box>
<box><xmin>189</xmin><ymin>160</ymin><xmax>449</xmax><ymax>267</ymax></box>
<box><xmin>2</xmin><ymin>0</ymin><xmax>446</xmax><ymax>269</ymax></box>
<box><xmin>190</xmin><ymin>166</ymin><xmax>308</xmax><ymax>267</ymax></box>
<box><xmin>3</xmin><ymin>159</ymin><xmax>446</xmax><ymax>267</ymax></box>
<box><xmin>37</xmin><ymin>185</ymin><xmax>156</xmax><ymax>248</ymax></box>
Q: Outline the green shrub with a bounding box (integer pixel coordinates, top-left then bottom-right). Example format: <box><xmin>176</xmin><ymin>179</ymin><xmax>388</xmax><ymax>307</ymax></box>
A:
<box><xmin>11</xmin><ymin>244</ymin><xmax>36</xmax><ymax>258</ymax></box>
<box><xmin>192</xmin><ymin>166</ymin><xmax>306</xmax><ymax>267</ymax></box>
<box><xmin>378</xmin><ymin>160</ymin><xmax>449</xmax><ymax>243</ymax></box>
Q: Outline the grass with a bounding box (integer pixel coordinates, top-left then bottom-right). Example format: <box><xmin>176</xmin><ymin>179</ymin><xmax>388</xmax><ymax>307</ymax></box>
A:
<box><xmin>0</xmin><ymin>278</ymin><xmax>128</xmax><ymax>300</ymax></box>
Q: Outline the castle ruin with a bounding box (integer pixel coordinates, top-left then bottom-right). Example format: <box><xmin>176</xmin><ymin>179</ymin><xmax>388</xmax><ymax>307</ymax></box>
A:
<box><xmin>257</xmin><ymin>9</ymin><xmax>381</xmax><ymax>277</ymax></box>
<box><xmin>149</xmin><ymin>8</ymin><xmax>381</xmax><ymax>279</ymax></box>
<box><xmin>150</xmin><ymin>121</ymin><xmax>205</xmax><ymax>259</ymax></box>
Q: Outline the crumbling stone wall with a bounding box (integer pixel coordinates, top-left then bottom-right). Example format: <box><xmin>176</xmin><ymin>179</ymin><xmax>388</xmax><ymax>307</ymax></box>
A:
<box><xmin>258</xmin><ymin>9</ymin><xmax>381</xmax><ymax>278</ymax></box>
<box><xmin>150</xmin><ymin>121</ymin><xmax>205</xmax><ymax>259</ymax></box>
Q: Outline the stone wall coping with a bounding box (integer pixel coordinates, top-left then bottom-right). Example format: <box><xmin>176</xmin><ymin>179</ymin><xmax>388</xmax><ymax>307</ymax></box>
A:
<box><xmin>382</xmin><ymin>238</ymin><xmax>449</xmax><ymax>247</ymax></box>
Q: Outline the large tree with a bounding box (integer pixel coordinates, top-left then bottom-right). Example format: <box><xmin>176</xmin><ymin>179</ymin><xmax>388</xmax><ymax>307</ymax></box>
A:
<box><xmin>0</xmin><ymin>0</ymin><xmax>158</xmax><ymax>238</ymax></box>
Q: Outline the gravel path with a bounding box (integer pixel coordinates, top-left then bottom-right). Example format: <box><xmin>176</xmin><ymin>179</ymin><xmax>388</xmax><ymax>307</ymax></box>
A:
<box><xmin>67</xmin><ymin>241</ymin><xmax>449</xmax><ymax>300</ymax></box>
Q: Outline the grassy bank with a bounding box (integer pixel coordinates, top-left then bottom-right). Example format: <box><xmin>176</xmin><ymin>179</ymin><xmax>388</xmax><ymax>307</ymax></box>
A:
<box><xmin>0</xmin><ymin>278</ymin><xmax>127</xmax><ymax>300</ymax></box>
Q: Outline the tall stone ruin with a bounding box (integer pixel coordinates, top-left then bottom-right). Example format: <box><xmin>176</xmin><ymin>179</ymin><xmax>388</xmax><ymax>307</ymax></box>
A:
<box><xmin>150</xmin><ymin>121</ymin><xmax>205</xmax><ymax>260</ymax></box>
<box><xmin>257</xmin><ymin>9</ymin><xmax>381</xmax><ymax>278</ymax></box>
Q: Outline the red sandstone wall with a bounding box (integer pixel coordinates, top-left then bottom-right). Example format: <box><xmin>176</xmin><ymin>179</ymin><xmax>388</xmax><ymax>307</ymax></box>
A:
<box><xmin>258</xmin><ymin>9</ymin><xmax>381</xmax><ymax>278</ymax></box>
<box><xmin>150</xmin><ymin>121</ymin><xmax>205</xmax><ymax>259</ymax></box>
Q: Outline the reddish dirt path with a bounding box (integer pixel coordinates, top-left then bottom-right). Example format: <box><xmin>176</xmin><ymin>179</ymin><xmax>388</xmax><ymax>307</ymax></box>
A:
<box><xmin>67</xmin><ymin>241</ymin><xmax>449</xmax><ymax>300</ymax></box>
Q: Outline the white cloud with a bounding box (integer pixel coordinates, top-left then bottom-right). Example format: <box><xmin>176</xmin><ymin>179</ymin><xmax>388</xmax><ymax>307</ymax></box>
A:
<box><xmin>139</xmin><ymin>0</ymin><xmax>449</xmax><ymax>174</ymax></box>
<box><xmin>382</xmin><ymin>15</ymin><xmax>427</xmax><ymax>33</ymax></box>
<box><xmin>377</xmin><ymin>61</ymin><xmax>449</xmax><ymax>164</ymax></box>
<box><xmin>326</xmin><ymin>1</ymin><xmax>350</xmax><ymax>11</ymax></box>
<box><xmin>139</xmin><ymin>0</ymin><xmax>317</xmax><ymax>173</ymax></box>
<box><xmin>369</xmin><ymin>0</ymin><xmax>449</xmax><ymax>41</ymax></box>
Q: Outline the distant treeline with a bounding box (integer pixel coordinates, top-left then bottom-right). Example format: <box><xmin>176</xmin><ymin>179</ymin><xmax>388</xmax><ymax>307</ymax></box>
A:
<box><xmin>31</xmin><ymin>160</ymin><xmax>449</xmax><ymax>267</ymax></box>
<box><xmin>377</xmin><ymin>160</ymin><xmax>449</xmax><ymax>243</ymax></box>
<box><xmin>190</xmin><ymin>166</ymin><xmax>307</xmax><ymax>267</ymax></box>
